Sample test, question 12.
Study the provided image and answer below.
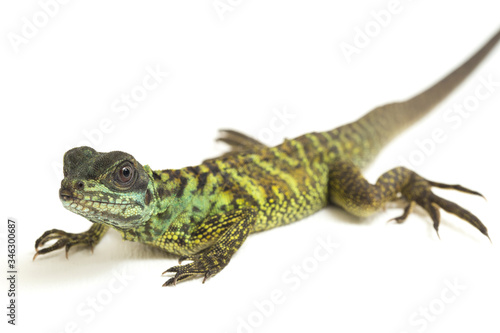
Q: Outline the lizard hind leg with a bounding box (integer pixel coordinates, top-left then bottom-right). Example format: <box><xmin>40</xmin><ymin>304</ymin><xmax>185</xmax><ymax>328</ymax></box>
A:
<box><xmin>216</xmin><ymin>129</ymin><xmax>266</xmax><ymax>151</ymax></box>
<box><xmin>204</xmin><ymin>129</ymin><xmax>268</xmax><ymax>162</ymax></box>
<box><xmin>328</xmin><ymin>160</ymin><xmax>489</xmax><ymax>240</ymax></box>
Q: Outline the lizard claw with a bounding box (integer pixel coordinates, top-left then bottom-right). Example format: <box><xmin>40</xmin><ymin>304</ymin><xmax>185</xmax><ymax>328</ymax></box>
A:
<box><xmin>162</xmin><ymin>249</ymin><xmax>229</xmax><ymax>287</ymax></box>
<box><xmin>34</xmin><ymin>229</ymin><xmax>75</xmax><ymax>259</ymax></box>
<box><xmin>33</xmin><ymin>225</ymin><xmax>105</xmax><ymax>260</ymax></box>
<box><xmin>400</xmin><ymin>175</ymin><xmax>489</xmax><ymax>240</ymax></box>
<box><xmin>161</xmin><ymin>267</ymin><xmax>196</xmax><ymax>287</ymax></box>
<box><xmin>387</xmin><ymin>201</ymin><xmax>416</xmax><ymax>224</ymax></box>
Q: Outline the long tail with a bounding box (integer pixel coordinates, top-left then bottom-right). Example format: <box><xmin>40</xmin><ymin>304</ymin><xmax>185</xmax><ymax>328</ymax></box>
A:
<box><xmin>336</xmin><ymin>28</ymin><xmax>500</xmax><ymax>167</ymax></box>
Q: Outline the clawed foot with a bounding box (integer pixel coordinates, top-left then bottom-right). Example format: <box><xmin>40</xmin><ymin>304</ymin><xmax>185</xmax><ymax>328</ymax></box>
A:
<box><xmin>34</xmin><ymin>224</ymin><xmax>108</xmax><ymax>260</ymax></box>
<box><xmin>390</xmin><ymin>174</ymin><xmax>489</xmax><ymax>240</ymax></box>
<box><xmin>162</xmin><ymin>248</ymin><xmax>230</xmax><ymax>287</ymax></box>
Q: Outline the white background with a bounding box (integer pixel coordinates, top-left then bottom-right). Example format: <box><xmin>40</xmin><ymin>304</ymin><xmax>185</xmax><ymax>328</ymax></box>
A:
<box><xmin>2</xmin><ymin>1</ymin><xmax>500</xmax><ymax>332</ymax></box>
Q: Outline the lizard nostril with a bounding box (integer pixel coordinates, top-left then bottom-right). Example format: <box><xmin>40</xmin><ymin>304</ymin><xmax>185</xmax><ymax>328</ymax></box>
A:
<box><xmin>76</xmin><ymin>181</ymin><xmax>84</xmax><ymax>190</ymax></box>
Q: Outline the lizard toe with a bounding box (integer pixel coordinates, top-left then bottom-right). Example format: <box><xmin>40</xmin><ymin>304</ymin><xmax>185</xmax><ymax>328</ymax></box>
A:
<box><xmin>400</xmin><ymin>174</ymin><xmax>489</xmax><ymax>240</ymax></box>
<box><xmin>33</xmin><ymin>225</ymin><xmax>107</xmax><ymax>260</ymax></box>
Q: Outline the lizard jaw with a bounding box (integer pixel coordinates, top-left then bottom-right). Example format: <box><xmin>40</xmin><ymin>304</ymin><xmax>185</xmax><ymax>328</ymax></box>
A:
<box><xmin>59</xmin><ymin>190</ymin><xmax>132</xmax><ymax>207</ymax></box>
<box><xmin>59</xmin><ymin>189</ymin><xmax>143</xmax><ymax>227</ymax></box>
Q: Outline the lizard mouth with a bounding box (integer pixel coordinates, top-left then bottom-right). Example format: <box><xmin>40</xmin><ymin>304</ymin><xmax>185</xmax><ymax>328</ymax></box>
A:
<box><xmin>58</xmin><ymin>189</ymin><xmax>132</xmax><ymax>207</ymax></box>
<box><xmin>58</xmin><ymin>188</ymin><xmax>145</xmax><ymax>227</ymax></box>
<box><xmin>59</xmin><ymin>190</ymin><xmax>78</xmax><ymax>202</ymax></box>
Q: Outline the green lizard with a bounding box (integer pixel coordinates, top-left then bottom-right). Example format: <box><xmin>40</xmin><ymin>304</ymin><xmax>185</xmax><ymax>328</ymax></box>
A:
<box><xmin>35</xmin><ymin>29</ymin><xmax>499</xmax><ymax>286</ymax></box>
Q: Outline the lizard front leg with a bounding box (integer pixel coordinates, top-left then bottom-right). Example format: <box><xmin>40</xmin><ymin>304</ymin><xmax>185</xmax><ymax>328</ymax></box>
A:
<box><xmin>161</xmin><ymin>209</ymin><xmax>256</xmax><ymax>286</ymax></box>
<box><xmin>329</xmin><ymin>160</ymin><xmax>489</xmax><ymax>239</ymax></box>
<box><xmin>34</xmin><ymin>223</ymin><xmax>109</xmax><ymax>260</ymax></box>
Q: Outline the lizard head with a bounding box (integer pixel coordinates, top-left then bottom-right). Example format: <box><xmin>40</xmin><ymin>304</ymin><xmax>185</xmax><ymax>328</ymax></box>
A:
<box><xmin>59</xmin><ymin>146</ymin><xmax>155</xmax><ymax>230</ymax></box>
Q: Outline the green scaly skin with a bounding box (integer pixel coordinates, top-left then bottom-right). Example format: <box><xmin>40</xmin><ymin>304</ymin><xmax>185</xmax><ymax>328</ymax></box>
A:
<box><xmin>34</xmin><ymin>29</ymin><xmax>499</xmax><ymax>286</ymax></box>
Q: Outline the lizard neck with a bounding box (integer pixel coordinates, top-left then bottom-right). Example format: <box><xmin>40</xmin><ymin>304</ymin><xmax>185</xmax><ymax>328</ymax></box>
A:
<box><xmin>148</xmin><ymin>163</ymin><xmax>225</xmax><ymax>216</ymax></box>
<box><xmin>119</xmin><ymin>162</ymin><xmax>226</xmax><ymax>244</ymax></box>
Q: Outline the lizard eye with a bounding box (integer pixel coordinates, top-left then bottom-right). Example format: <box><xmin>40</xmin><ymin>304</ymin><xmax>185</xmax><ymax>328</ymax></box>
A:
<box><xmin>116</xmin><ymin>162</ymin><xmax>135</xmax><ymax>185</ymax></box>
